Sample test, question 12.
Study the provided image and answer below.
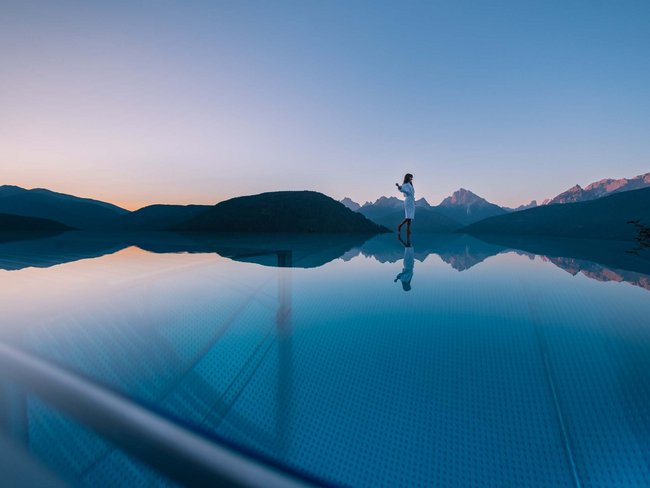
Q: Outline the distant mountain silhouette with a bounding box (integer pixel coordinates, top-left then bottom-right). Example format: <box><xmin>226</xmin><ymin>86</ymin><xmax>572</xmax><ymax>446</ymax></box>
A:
<box><xmin>437</xmin><ymin>188</ymin><xmax>507</xmax><ymax>225</ymax></box>
<box><xmin>173</xmin><ymin>191</ymin><xmax>388</xmax><ymax>233</ymax></box>
<box><xmin>504</xmin><ymin>200</ymin><xmax>538</xmax><ymax>212</ymax></box>
<box><xmin>361</xmin><ymin>196</ymin><xmax>403</xmax><ymax>211</ymax></box>
<box><xmin>112</xmin><ymin>204</ymin><xmax>212</xmax><ymax>231</ymax></box>
<box><xmin>340</xmin><ymin>197</ymin><xmax>361</xmax><ymax>211</ymax></box>
<box><xmin>463</xmin><ymin>187</ymin><xmax>650</xmax><ymax>241</ymax></box>
<box><xmin>547</xmin><ymin>171</ymin><xmax>650</xmax><ymax>205</ymax></box>
<box><xmin>0</xmin><ymin>185</ymin><xmax>128</xmax><ymax>229</ymax></box>
<box><xmin>358</xmin><ymin>195</ymin><xmax>433</xmax><ymax>211</ymax></box>
<box><xmin>355</xmin><ymin>195</ymin><xmax>461</xmax><ymax>232</ymax></box>
<box><xmin>414</xmin><ymin>197</ymin><xmax>433</xmax><ymax>208</ymax></box>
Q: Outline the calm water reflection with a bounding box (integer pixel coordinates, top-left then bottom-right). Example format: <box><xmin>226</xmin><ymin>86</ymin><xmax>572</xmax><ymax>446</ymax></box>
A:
<box><xmin>1</xmin><ymin>231</ymin><xmax>649</xmax><ymax>487</ymax></box>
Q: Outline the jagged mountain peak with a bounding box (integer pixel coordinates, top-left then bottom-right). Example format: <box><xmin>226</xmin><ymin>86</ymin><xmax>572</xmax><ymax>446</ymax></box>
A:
<box><xmin>415</xmin><ymin>197</ymin><xmax>432</xmax><ymax>208</ymax></box>
<box><xmin>362</xmin><ymin>196</ymin><xmax>403</xmax><ymax>208</ymax></box>
<box><xmin>505</xmin><ymin>200</ymin><xmax>538</xmax><ymax>212</ymax></box>
<box><xmin>440</xmin><ymin>188</ymin><xmax>488</xmax><ymax>207</ymax></box>
<box><xmin>340</xmin><ymin>197</ymin><xmax>361</xmax><ymax>211</ymax></box>
<box><xmin>548</xmin><ymin>172</ymin><xmax>650</xmax><ymax>205</ymax></box>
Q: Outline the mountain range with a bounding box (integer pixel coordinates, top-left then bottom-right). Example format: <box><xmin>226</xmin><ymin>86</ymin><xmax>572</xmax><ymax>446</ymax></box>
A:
<box><xmin>437</xmin><ymin>188</ymin><xmax>507</xmax><ymax>225</ymax></box>
<box><xmin>342</xmin><ymin>171</ymin><xmax>650</xmax><ymax>234</ymax></box>
<box><xmin>1</xmin><ymin>170</ymin><xmax>649</xmax><ymax>241</ymax></box>
<box><xmin>547</xmin><ymin>172</ymin><xmax>650</xmax><ymax>205</ymax></box>
<box><xmin>349</xmin><ymin>188</ymin><xmax>508</xmax><ymax>231</ymax></box>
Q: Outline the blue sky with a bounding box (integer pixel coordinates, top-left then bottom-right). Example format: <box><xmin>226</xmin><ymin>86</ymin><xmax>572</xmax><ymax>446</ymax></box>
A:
<box><xmin>1</xmin><ymin>0</ymin><xmax>649</xmax><ymax>209</ymax></box>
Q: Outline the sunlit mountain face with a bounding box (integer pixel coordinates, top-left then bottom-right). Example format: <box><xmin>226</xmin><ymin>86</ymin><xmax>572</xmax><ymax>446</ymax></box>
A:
<box><xmin>548</xmin><ymin>172</ymin><xmax>650</xmax><ymax>205</ymax></box>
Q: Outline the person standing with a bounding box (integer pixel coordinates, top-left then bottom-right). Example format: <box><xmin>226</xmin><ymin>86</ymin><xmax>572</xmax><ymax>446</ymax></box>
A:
<box><xmin>396</xmin><ymin>173</ymin><xmax>415</xmax><ymax>235</ymax></box>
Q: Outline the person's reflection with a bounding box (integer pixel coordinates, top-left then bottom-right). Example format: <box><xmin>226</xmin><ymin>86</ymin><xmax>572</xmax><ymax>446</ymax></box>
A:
<box><xmin>394</xmin><ymin>234</ymin><xmax>414</xmax><ymax>291</ymax></box>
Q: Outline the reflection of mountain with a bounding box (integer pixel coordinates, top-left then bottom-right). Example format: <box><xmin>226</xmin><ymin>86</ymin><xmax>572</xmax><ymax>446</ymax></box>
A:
<box><xmin>342</xmin><ymin>232</ymin><xmax>650</xmax><ymax>291</ymax></box>
<box><xmin>474</xmin><ymin>234</ymin><xmax>650</xmax><ymax>291</ymax></box>
<box><xmin>541</xmin><ymin>256</ymin><xmax>650</xmax><ymax>291</ymax></box>
<box><xmin>135</xmin><ymin>233</ymin><xmax>373</xmax><ymax>268</ymax></box>
<box><xmin>0</xmin><ymin>231</ymin><xmax>372</xmax><ymax>271</ymax></box>
<box><xmin>0</xmin><ymin>232</ymin><xmax>128</xmax><ymax>270</ymax></box>
<box><xmin>3</xmin><ymin>231</ymin><xmax>650</xmax><ymax>292</ymax></box>
<box><xmin>345</xmin><ymin>233</ymin><xmax>506</xmax><ymax>271</ymax></box>
<box><xmin>0</xmin><ymin>229</ymin><xmax>69</xmax><ymax>244</ymax></box>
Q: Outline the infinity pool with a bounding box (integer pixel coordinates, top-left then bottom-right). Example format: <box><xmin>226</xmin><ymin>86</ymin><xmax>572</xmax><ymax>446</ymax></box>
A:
<box><xmin>1</xmin><ymin>232</ymin><xmax>649</xmax><ymax>487</ymax></box>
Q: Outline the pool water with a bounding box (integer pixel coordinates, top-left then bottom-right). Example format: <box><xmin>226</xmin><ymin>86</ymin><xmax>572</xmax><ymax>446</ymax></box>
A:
<box><xmin>1</xmin><ymin>232</ymin><xmax>649</xmax><ymax>487</ymax></box>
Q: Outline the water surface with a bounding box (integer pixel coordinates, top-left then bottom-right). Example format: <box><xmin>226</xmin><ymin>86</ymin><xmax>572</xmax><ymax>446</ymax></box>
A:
<box><xmin>1</xmin><ymin>232</ymin><xmax>649</xmax><ymax>487</ymax></box>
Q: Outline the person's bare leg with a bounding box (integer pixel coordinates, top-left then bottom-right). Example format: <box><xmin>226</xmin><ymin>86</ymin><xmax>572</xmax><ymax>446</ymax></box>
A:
<box><xmin>398</xmin><ymin>219</ymin><xmax>407</xmax><ymax>233</ymax></box>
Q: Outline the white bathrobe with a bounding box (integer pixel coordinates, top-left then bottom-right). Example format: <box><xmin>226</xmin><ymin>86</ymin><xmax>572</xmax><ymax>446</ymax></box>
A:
<box><xmin>395</xmin><ymin>246</ymin><xmax>414</xmax><ymax>291</ymax></box>
<box><xmin>399</xmin><ymin>182</ymin><xmax>415</xmax><ymax>219</ymax></box>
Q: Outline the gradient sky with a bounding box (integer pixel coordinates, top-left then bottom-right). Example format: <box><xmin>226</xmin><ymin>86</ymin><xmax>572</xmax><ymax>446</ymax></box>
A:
<box><xmin>1</xmin><ymin>0</ymin><xmax>649</xmax><ymax>210</ymax></box>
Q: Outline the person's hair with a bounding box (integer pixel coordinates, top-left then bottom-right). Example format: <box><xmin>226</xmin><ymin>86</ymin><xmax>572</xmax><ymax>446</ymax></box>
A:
<box><xmin>403</xmin><ymin>173</ymin><xmax>413</xmax><ymax>185</ymax></box>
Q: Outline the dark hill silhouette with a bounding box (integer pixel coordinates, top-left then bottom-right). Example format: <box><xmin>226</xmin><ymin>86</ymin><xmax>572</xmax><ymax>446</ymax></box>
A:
<box><xmin>172</xmin><ymin>191</ymin><xmax>388</xmax><ymax>233</ymax></box>
<box><xmin>463</xmin><ymin>186</ymin><xmax>650</xmax><ymax>241</ymax></box>
<box><xmin>112</xmin><ymin>204</ymin><xmax>211</xmax><ymax>231</ymax></box>
<box><xmin>0</xmin><ymin>213</ymin><xmax>73</xmax><ymax>243</ymax></box>
<box><xmin>0</xmin><ymin>212</ymin><xmax>73</xmax><ymax>232</ymax></box>
<box><xmin>0</xmin><ymin>185</ymin><xmax>128</xmax><ymax>230</ymax></box>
